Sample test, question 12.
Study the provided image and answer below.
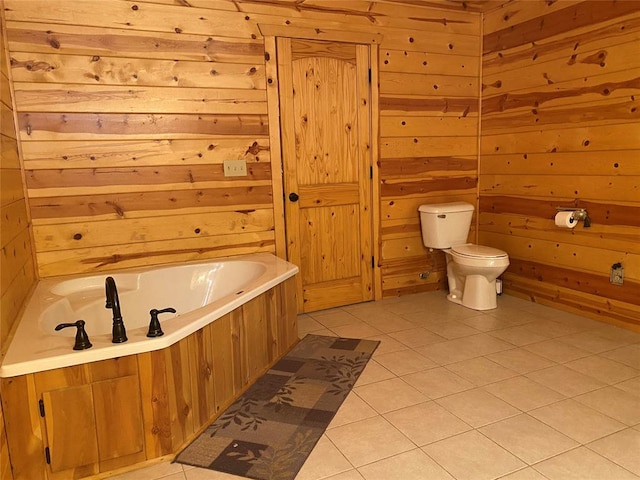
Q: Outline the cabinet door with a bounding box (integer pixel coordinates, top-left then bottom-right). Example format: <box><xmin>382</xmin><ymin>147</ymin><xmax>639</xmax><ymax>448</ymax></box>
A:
<box><xmin>92</xmin><ymin>375</ymin><xmax>145</xmax><ymax>463</ymax></box>
<box><xmin>42</xmin><ymin>385</ymin><xmax>99</xmax><ymax>473</ymax></box>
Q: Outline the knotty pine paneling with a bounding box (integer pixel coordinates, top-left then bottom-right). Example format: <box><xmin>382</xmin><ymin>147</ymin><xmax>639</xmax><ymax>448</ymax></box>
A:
<box><xmin>1</xmin><ymin>7</ymin><xmax>36</xmax><ymax>355</ymax></box>
<box><xmin>2</xmin><ymin>9</ymin><xmax>34</xmax><ymax>480</ymax></box>
<box><xmin>480</xmin><ymin>0</ymin><xmax>640</xmax><ymax>330</ymax></box>
<box><xmin>3</xmin><ymin>0</ymin><xmax>483</xmax><ymax>299</ymax></box>
<box><xmin>379</xmin><ymin>17</ymin><xmax>481</xmax><ymax>297</ymax></box>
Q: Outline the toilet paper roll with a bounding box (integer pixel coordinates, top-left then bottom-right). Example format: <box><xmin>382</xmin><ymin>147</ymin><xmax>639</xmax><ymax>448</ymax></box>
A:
<box><xmin>555</xmin><ymin>211</ymin><xmax>577</xmax><ymax>228</ymax></box>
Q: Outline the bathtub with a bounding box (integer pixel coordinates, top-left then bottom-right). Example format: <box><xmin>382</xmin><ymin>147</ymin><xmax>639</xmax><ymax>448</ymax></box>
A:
<box><xmin>0</xmin><ymin>253</ymin><xmax>298</xmax><ymax>378</ymax></box>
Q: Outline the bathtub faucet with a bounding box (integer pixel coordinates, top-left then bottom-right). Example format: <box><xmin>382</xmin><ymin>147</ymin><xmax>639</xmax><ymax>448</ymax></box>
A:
<box><xmin>105</xmin><ymin>276</ymin><xmax>128</xmax><ymax>343</ymax></box>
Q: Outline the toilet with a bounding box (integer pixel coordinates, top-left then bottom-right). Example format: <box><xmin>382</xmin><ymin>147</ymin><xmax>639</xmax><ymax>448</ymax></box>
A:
<box><xmin>419</xmin><ymin>202</ymin><xmax>509</xmax><ymax>311</ymax></box>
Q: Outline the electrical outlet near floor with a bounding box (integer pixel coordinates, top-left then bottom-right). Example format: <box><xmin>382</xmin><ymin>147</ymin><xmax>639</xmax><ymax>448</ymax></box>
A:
<box><xmin>610</xmin><ymin>262</ymin><xmax>624</xmax><ymax>285</ymax></box>
<box><xmin>223</xmin><ymin>159</ymin><xmax>247</xmax><ymax>177</ymax></box>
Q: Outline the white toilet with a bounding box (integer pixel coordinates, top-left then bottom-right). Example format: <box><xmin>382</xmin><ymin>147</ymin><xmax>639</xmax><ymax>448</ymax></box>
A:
<box><xmin>419</xmin><ymin>202</ymin><xmax>509</xmax><ymax>311</ymax></box>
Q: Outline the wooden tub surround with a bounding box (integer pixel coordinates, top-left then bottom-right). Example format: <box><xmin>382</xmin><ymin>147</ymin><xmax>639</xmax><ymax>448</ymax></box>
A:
<box><xmin>1</xmin><ymin>276</ymin><xmax>298</xmax><ymax>480</ymax></box>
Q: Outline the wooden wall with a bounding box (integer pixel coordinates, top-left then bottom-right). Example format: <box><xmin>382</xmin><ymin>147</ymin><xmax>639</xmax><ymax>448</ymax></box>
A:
<box><xmin>0</xmin><ymin>2</ymin><xmax>36</xmax><ymax>358</ymax></box>
<box><xmin>2</xmin><ymin>0</ymin><xmax>482</xmax><ymax>299</ymax></box>
<box><xmin>377</xmin><ymin>5</ymin><xmax>481</xmax><ymax>297</ymax></box>
<box><xmin>480</xmin><ymin>0</ymin><xmax>640</xmax><ymax>329</ymax></box>
<box><xmin>2</xmin><ymin>6</ymin><xmax>34</xmax><ymax>479</ymax></box>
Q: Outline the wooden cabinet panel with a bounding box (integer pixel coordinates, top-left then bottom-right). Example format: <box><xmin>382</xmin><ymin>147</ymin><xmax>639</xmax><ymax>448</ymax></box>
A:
<box><xmin>210</xmin><ymin>313</ymin><xmax>237</xmax><ymax>413</ymax></box>
<box><xmin>92</xmin><ymin>376</ymin><xmax>144</xmax><ymax>462</ymax></box>
<box><xmin>42</xmin><ymin>386</ymin><xmax>99</xmax><ymax>474</ymax></box>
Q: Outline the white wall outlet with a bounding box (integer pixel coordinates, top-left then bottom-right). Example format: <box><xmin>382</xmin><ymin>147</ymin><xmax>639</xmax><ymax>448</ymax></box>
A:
<box><xmin>610</xmin><ymin>263</ymin><xmax>624</xmax><ymax>285</ymax></box>
<box><xmin>223</xmin><ymin>159</ymin><xmax>247</xmax><ymax>177</ymax></box>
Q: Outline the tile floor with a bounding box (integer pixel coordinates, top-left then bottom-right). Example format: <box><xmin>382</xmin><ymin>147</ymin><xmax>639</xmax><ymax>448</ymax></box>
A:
<box><xmin>112</xmin><ymin>291</ymin><xmax>640</xmax><ymax>480</ymax></box>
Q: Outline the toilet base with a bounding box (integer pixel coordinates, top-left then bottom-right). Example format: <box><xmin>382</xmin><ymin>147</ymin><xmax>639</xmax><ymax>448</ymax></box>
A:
<box><xmin>447</xmin><ymin>274</ymin><xmax>498</xmax><ymax>311</ymax></box>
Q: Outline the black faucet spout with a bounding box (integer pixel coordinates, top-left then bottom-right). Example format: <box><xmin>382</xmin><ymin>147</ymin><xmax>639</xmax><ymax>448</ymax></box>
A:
<box><xmin>105</xmin><ymin>276</ymin><xmax>127</xmax><ymax>343</ymax></box>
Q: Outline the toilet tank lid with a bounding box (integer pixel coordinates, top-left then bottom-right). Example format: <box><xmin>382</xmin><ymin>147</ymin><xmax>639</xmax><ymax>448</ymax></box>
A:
<box><xmin>419</xmin><ymin>202</ymin><xmax>474</xmax><ymax>214</ymax></box>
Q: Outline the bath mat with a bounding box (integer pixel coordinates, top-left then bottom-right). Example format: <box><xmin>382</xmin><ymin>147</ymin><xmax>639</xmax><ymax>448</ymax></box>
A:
<box><xmin>175</xmin><ymin>334</ymin><xmax>379</xmax><ymax>480</ymax></box>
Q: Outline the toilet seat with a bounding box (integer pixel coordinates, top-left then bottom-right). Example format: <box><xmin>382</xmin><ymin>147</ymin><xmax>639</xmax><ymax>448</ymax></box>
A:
<box><xmin>451</xmin><ymin>243</ymin><xmax>508</xmax><ymax>259</ymax></box>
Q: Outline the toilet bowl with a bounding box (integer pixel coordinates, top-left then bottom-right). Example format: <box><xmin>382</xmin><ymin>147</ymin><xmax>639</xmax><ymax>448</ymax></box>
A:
<box><xmin>418</xmin><ymin>202</ymin><xmax>509</xmax><ymax>311</ymax></box>
<box><xmin>444</xmin><ymin>244</ymin><xmax>509</xmax><ymax>310</ymax></box>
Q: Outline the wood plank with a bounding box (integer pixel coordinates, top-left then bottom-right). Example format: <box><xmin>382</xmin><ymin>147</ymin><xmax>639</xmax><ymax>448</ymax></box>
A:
<box><xmin>210</xmin><ymin>313</ymin><xmax>236</xmax><ymax>414</ymax></box>
<box><xmin>479</xmin><ymin>195</ymin><xmax>640</xmax><ymax>229</ymax></box>
<box><xmin>0</xmin><ymin>104</ymin><xmax>16</xmax><ymax>139</ymax></box>
<box><xmin>380</xmin><ymin>28</ymin><xmax>479</xmax><ymax>56</ymax></box>
<box><xmin>380</xmin><ymin>155</ymin><xmax>477</xmax><ymax>179</ymax></box>
<box><xmin>35</xmin><ymin>230</ymin><xmax>275</xmax><ymax>277</ymax></box>
<box><xmin>483</xmin><ymin>37</ymin><xmax>640</xmax><ymax>94</ymax></box>
<box><xmin>264</xmin><ymin>35</ymin><xmax>287</xmax><ymax>259</ymax></box>
<box><xmin>187</xmin><ymin>326</ymin><xmax>217</xmax><ymax>429</ymax></box>
<box><xmin>381</xmin><ymin>136</ymin><xmax>477</xmax><ymax>158</ymax></box>
<box><xmin>479</xmin><ymin>174</ymin><xmax>640</xmax><ymax>203</ymax></box>
<box><xmin>1</xmin><ymin>229</ymin><xmax>34</xmax><ymax>295</ymax></box>
<box><xmin>481</xmin><ymin>231</ymin><xmax>639</xmax><ymax>281</ymax></box>
<box><xmin>382</xmin><ymin>176</ymin><xmax>477</xmax><ymax>197</ymax></box>
<box><xmin>380</xmin><ymin>95</ymin><xmax>478</xmax><ymax>116</ymax></box>
<box><xmin>6</xmin><ymin>22</ymin><xmax>265</xmax><ymax>62</ymax></box>
<box><xmin>137</xmin><ymin>351</ymin><xmax>173</xmax><ymax>458</ymax></box>
<box><xmin>0</xmin><ymin>199</ymin><xmax>30</xmax><ymax>247</ymax></box>
<box><xmin>241</xmin><ymin>296</ymin><xmax>268</xmax><ymax>383</ymax></box>
<box><xmin>0</xmin><ymin>133</ymin><xmax>20</xmax><ymax>169</ymax></box>
<box><xmin>0</xmin><ymin>168</ymin><xmax>23</xmax><ymax>207</ymax></box>
<box><xmin>243</xmin><ymin>0</ymin><xmax>480</xmax><ymax>35</ymax></box>
<box><xmin>483</xmin><ymin>0</ymin><xmax>584</xmax><ymax>35</ymax></box>
<box><xmin>380</xmin><ymin>71</ymin><xmax>477</xmax><ymax>97</ymax></box>
<box><xmin>18</xmin><ymin>112</ymin><xmax>269</xmax><ymax>140</ymax></box>
<box><xmin>10</xmin><ymin>52</ymin><xmax>266</xmax><ymax>89</ymax></box>
<box><xmin>92</xmin><ymin>376</ymin><xmax>145</xmax><ymax>463</ymax></box>
<box><xmin>381</xmin><ymin>115</ymin><xmax>478</xmax><ymax>137</ymax></box>
<box><xmin>480</xmin><ymin>150</ymin><xmax>640</xmax><ymax>176</ymax></box>
<box><xmin>503</xmin><ymin>274</ymin><xmax>640</xmax><ymax>330</ymax></box>
<box><xmin>259</xmin><ymin>24</ymin><xmax>383</xmax><ymax>46</ymax></box>
<box><xmin>483</xmin><ymin>12</ymin><xmax>640</xmax><ymax>75</ymax></box>
<box><xmin>480</xmin><ymin>123</ymin><xmax>640</xmax><ymax>154</ymax></box>
<box><xmin>165</xmin><ymin>340</ymin><xmax>194</xmax><ymax>450</ymax></box>
<box><xmin>0</xmin><ymin>257</ymin><xmax>36</xmax><ymax>355</ymax></box>
<box><xmin>247</xmin><ymin>0</ymin><xmax>480</xmax><ymax>35</ymax></box>
<box><xmin>29</xmin><ymin>185</ymin><xmax>272</xmax><ymax>219</ymax></box>
<box><xmin>483</xmin><ymin>0</ymin><xmax>640</xmax><ymax>54</ymax></box>
<box><xmin>33</xmin><ymin>209</ymin><xmax>274</xmax><ymax>251</ymax></box>
<box><xmin>25</xmin><ymin>163</ymin><xmax>271</xmax><ymax>190</ymax></box>
<box><xmin>380</xmin><ymin>48</ymin><xmax>478</xmax><ymax>76</ymax></box>
<box><xmin>21</xmin><ymin>138</ymin><xmax>270</xmax><ymax>169</ymax></box>
<box><xmin>13</xmin><ymin>84</ymin><xmax>267</xmax><ymax>115</ymax></box>
<box><xmin>482</xmin><ymin>69</ymin><xmax>640</xmax><ymax>120</ymax></box>
<box><xmin>4</xmin><ymin>0</ymin><xmax>261</xmax><ymax>38</ymax></box>
<box><xmin>381</xmin><ymin>192</ymin><xmax>478</xmax><ymax>220</ymax></box>
<box><xmin>479</xmin><ymin>211</ymin><xmax>640</xmax><ymax>254</ymax></box>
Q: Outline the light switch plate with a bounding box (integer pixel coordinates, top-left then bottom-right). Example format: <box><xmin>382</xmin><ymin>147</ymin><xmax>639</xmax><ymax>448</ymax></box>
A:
<box><xmin>223</xmin><ymin>159</ymin><xmax>247</xmax><ymax>177</ymax></box>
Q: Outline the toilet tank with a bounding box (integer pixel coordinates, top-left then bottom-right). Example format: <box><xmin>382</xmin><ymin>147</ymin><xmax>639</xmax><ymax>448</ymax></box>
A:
<box><xmin>419</xmin><ymin>202</ymin><xmax>474</xmax><ymax>249</ymax></box>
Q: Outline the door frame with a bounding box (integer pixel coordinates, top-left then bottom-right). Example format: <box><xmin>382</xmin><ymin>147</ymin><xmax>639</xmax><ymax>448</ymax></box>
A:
<box><xmin>262</xmin><ymin>28</ymin><xmax>382</xmax><ymax>308</ymax></box>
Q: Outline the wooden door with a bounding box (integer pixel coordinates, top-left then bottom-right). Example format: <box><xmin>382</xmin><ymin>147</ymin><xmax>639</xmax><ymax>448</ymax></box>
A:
<box><xmin>278</xmin><ymin>38</ymin><xmax>373</xmax><ymax>312</ymax></box>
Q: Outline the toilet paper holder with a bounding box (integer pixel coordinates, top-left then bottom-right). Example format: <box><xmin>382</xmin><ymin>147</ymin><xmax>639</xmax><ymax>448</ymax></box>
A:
<box><xmin>556</xmin><ymin>207</ymin><xmax>591</xmax><ymax>228</ymax></box>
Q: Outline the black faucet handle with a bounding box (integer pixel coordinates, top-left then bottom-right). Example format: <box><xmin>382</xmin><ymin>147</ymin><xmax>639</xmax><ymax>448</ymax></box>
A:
<box><xmin>55</xmin><ymin>320</ymin><xmax>93</xmax><ymax>350</ymax></box>
<box><xmin>147</xmin><ymin>307</ymin><xmax>176</xmax><ymax>338</ymax></box>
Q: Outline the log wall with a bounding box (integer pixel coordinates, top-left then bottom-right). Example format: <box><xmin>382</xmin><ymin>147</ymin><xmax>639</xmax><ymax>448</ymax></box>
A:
<box><xmin>1</xmin><ymin>0</ymin><xmax>482</xmax><ymax>298</ymax></box>
<box><xmin>480</xmin><ymin>0</ymin><xmax>640</xmax><ymax>329</ymax></box>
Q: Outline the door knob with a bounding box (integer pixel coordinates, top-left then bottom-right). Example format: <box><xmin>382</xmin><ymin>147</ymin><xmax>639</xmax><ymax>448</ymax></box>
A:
<box><xmin>288</xmin><ymin>192</ymin><xmax>299</xmax><ymax>202</ymax></box>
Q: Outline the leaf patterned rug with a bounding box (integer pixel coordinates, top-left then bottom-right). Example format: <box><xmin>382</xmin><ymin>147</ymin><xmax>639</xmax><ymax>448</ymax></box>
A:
<box><xmin>175</xmin><ymin>334</ymin><xmax>379</xmax><ymax>480</ymax></box>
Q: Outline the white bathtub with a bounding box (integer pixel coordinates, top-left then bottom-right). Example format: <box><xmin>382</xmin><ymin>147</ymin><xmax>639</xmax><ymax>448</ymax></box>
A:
<box><xmin>1</xmin><ymin>253</ymin><xmax>298</xmax><ymax>378</ymax></box>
